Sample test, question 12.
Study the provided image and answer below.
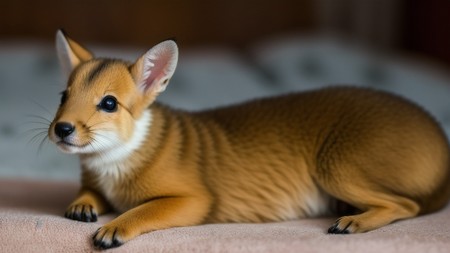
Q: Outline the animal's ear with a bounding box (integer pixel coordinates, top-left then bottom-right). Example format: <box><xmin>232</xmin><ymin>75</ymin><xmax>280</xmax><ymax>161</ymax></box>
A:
<box><xmin>55</xmin><ymin>29</ymin><xmax>93</xmax><ymax>78</ymax></box>
<box><xmin>129</xmin><ymin>40</ymin><xmax>178</xmax><ymax>96</ymax></box>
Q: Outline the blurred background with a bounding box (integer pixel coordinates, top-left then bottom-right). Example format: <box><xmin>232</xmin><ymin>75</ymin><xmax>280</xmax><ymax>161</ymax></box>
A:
<box><xmin>0</xmin><ymin>0</ymin><xmax>449</xmax><ymax>181</ymax></box>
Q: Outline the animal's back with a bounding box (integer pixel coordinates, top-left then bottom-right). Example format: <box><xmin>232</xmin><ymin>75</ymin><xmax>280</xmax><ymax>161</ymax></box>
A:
<box><xmin>193</xmin><ymin>86</ymin><xmax>450</xmax><ymax>224</ymax></box>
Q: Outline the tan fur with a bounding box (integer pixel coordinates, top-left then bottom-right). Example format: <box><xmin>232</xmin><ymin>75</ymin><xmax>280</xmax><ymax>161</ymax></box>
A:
<box><xmin>49</xmin><ymin>31</ymin><xmax>450</xmax><ymax>249</ymax></box>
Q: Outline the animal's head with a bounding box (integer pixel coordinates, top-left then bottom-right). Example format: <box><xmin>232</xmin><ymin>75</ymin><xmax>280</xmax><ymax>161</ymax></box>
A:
<box><xmin>48</xmin><ymin>30</ymin><xmax>178</xmax><ymax>155</ymax></box>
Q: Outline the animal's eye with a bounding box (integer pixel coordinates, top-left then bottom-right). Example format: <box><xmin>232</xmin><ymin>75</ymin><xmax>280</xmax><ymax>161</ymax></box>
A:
<box><xmin>60</xmin><ymin>90</ymin><xmax>68</xmax><ymax>105</ymax></box>
<box><xmin>98</xmin><ymin>95</ymin><xmax>118</xmax><ymax>112</ymax></box>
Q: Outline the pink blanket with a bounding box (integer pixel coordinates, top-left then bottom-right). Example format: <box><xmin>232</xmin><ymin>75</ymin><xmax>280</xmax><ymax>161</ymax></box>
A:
<box><xmin>1</xmin><ymin>179</ymin><xmax>450</xmax><ymax>253</ymax></box>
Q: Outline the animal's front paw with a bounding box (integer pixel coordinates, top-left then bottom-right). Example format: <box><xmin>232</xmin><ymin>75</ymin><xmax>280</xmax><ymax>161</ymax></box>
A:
<box><xmin>328</xmin><ymin>216</ymin><xmax>357</xmax><ymax>234</ymax></box>
<box><xmin>65</xmin><ymin>204</ymin><xmax>98</xmax><ymax>222</ymax></box>
<box><xmin>93</xmin><ymin>225</ymin><xmax>126</xmax><ymax>249</ymax></box>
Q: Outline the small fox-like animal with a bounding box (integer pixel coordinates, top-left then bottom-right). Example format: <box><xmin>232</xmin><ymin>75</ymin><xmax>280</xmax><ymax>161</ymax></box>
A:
<box><xmin>48</xmin><ymin>30</ymin><xmax>450</xmax><ymax>249</ymax></box>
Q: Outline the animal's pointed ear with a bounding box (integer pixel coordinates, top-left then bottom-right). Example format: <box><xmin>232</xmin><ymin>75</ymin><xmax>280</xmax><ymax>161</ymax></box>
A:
<box><xmin>130</xmin><ymin>40</ymin><xmax>178</xmax><ymax>95</ymax></box>
<box><xmin>55</xmin><ymin>29</ymin><xmax>93</xmax><ymax>78</ymax></box>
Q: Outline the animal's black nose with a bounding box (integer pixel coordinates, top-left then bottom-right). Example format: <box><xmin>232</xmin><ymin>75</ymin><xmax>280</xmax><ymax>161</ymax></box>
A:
<box><xmin>54</xmin><ymin>122</ymin><xmax>75</xmax><ymax>139</ymax></box>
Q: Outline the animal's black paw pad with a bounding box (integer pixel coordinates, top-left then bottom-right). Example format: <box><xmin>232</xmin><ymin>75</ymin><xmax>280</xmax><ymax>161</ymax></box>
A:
<box><xmin>65</xmin><ymin>204</ymin><xmax>98</xmax><ymax>222</ymax></box>
<box><xmin>93</xmin><ymin>227</ymin><xmax>124</xmax><ymax>249</ymax></box>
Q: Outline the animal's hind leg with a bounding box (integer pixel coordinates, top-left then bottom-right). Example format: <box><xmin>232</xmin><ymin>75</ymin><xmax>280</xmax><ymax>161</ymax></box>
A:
<box><xmin>314</xmin><ymin>144</ymin><xmax>422</xmax><ymax>233</ymax></box>
<box><xmin>325</xmin><ymin>187</ymin><xmax>420</xmax><ymax>234</ymax></box>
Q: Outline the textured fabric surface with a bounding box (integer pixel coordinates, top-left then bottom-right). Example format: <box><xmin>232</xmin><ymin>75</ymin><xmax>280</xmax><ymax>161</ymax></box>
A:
<box><xmin>1</xmin><ymin>179</ymin><xmax>450</xmax><ymax>253</ymax></box>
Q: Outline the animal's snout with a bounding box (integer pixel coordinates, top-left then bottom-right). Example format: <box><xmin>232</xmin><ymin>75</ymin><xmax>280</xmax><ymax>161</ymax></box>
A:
<box><xmin>54</xmin><ymin>122</ymin><xmax>75</xmax><ymax>139</ymax></box>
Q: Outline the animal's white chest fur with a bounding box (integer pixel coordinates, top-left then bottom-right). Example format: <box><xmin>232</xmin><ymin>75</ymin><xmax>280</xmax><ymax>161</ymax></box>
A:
<box><xmin>94</xmin><ymin>163</ymin><xmax>132</xmax><ymax>212</ymax></box>
<box><xmin>81</xmin><ymin>110</ymin><xmax>152</xmax><ymax>212</ymax></box>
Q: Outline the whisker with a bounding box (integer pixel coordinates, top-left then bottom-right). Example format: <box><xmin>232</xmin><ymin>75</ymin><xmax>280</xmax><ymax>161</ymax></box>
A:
<box><xmin>87</xmin><ymin>128</ymin><xmax>117</xmax><ymax>136</ymax></box>
<box><xmin>89</xmin><ymin>132</ymin><xmax>120</xmax><ymax>151</ymax></box>
<box><xmin>23</xmin><ymin>127</ymin><xmax>49</xmax><ymax>131</ymax></box>
<box><xmin>24</xmin><ymin>114</ymin><xmax>52</xmax><ymax>124</ymax></box>
<box><xmin>24</xmin><ymin>121</ymin><xmax>51</xmax><ymax>126</ymax></box>
<box><xmin>21</xmin><ymin>112</ymin><xmax>52</xmax><ymax>156</ymax></box>
<box><xmin>86</xmin><ymin>123</ymin><xmax>104</xmax><ymax>131</ymax></box>
<box><xmin>22</xmin><ymin>127</ymin><xmax>49</xmax><ymax>138</ymax></box>
<box><xmin>22</xmin><ymin>113</ymin><xmax>50</xmax><ymax>129</ymax></box>
<box><xmin>37</xmin><ymin>135</ymin><xmax>50</xmax><ymax>156</ymax></box>
<box><xmin>82</xmin><ymin>117</ymin><xmax>120</xmax><ymax>137</ymax></box>
<box><xmin>92</xmin><ymin>133</ymin><xmax>117</xmax><ymax>148</ymax></box>
<box><xmin>28</xmin><ymin>99</ymin><xmax>54</xmax><ymax>118</ymax></box>
<box><xmin>27</xmin><ymin>131</ymin><xmax>49</xmax><ymax>147</ymax></box>
<box><xmin>19</xmin><ymin>131</ymin><xmax>49</xmax><ymax>160</ymax></box>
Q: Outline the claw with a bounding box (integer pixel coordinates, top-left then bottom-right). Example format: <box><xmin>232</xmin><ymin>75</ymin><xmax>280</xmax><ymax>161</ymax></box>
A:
<box><xmin>65</xmin><ymin>204</ymin><xmax>98</xmax><ymax>222</ymax></box>
<box><xmin>93</xmin><ymin>227</ymin><xmax>124</xmax><ymax>249</ymax></box>
<box><xmin>328</xmin><ymin>219</ymin><xmax>353</xmax><ymax>234</ymax></box>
